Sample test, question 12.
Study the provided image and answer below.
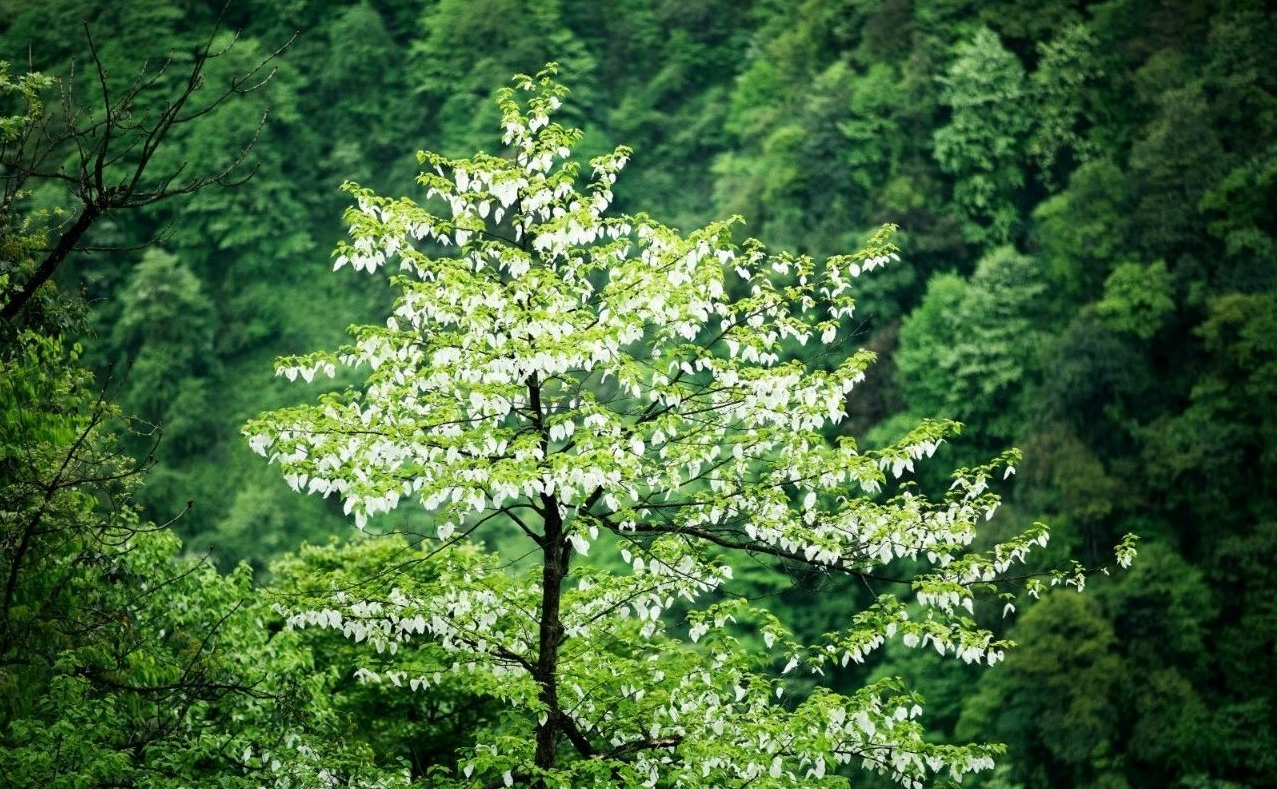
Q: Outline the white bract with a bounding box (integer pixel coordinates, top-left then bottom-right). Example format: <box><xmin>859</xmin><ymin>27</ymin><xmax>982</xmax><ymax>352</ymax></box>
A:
<box><xmin>248</xmin><ymin>65</ymin><xmax>1133</xmax><ymax>789</ymax></box>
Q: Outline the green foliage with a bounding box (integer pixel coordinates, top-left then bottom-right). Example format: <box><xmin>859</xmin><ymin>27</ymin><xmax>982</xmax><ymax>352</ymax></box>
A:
<box><xmin>1127</xmin><ymin>85</ymin><xmax>1226</xmax><ymax>260</ymax></box>
<box><xmin>956</xmin><ymin>592</ymin><xmax>1125</xmax><ymax>789</ymax></box>
<box><xmin>957</xmin><ymin>544</ymin><xmax>1236</xmax><ymax>789</ymax></box>
<box><xmin>1031</xmin><ymin>159</ymin><xmax>1131</xmax><ymax>301</ymax></box>
<box><xmin>1016</xmin><ymin>428</ymin><xmax>1125</xmax><ymax>555</ymax></box>
<box><xmin>893</xmin><ymin>271</ymin><xmax>966</xmax><ymax>419</ymax></box>
<box><xmin>0</xmin><ymin>62</ymin><xmax>53</xmax><ymax>141</ymax></box>
<box><xmin>4</xmin><ymin>1</ymin><xmax>1277</xmax><ymax>786</ymax></box>
<box><xmin>266</xmin><ymin>536</ymin><xmax>502</xmax><ymax>779</ymax></box>
<box><xmin>1095</xmin><ymin>260</ymin><xmax>1174</xmax><ymax>340</ymax></box>
<box><xmin>1042</xmin><ymin>312</ymin><xmax>1151</xmax><ymax>450</ymax></box>
<box><xmin>1207</xmin><ymin>521</ymin><xmax>1277</xmax><ymax>782</ymax></box>
<box><xmin>412</xmin><ymin>0</ymin><xmax>595</xmax><ymax>156</ymax></box>
<box><xmin>932</xmin><ymin>27</ymin><xmax>1030</xmax><ymax>246</ymax></box>
<box><xmin>0</xmin><ymin>323</ymin><xmax>400</xmax><ymax>788</ymax></box>
<box><xmin>0</xmin><ymin>64</ymin><xmax>57</xmax><ymax>318</ymax></box>
<box><xmin>1142</xmin><ymin>293</ymin><xmax>1277</xmax><ymax>526</ymax></box>
<box><xmin>111</xmin><ymin>249</ymin><xmax>217</xmax><ymax>418</ymax></box>
<box><xmin>1028</xmin><ymin>24</ymin><xmax>1101</xmax><ymax>182</ymax></box>
<box><xmin>896</xmin><ymin>247</ymin><xmax>1047</xmax><ymax>441</ymax></box>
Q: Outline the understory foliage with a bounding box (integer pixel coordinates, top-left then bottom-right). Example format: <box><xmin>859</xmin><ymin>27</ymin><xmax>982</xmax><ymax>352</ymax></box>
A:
<box><xmin>0</xmin><ymin>325</ymin><xmax>403</xmax><ymax>789</ymax></box>
<box><xmin>248</xmin><ymin>68</ymin><xmax>1134</xmax><ymax>789</ymax></box>
<box><xmin>0</xmin><ymin>56</ymin><xmax>401</xmax><ymax>789</ymax></box>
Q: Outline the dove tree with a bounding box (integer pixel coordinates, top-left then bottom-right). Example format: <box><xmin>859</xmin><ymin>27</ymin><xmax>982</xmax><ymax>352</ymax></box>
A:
<box><xmin>246</xmin><ymin>66</ymin><xmax>1136</xmax><ymax>789</ymax></box>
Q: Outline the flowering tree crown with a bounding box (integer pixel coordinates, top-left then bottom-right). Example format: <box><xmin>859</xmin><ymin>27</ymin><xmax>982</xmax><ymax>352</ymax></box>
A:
<box><xmin>247</xmin><ymin>65</ymin><xmax>1136</xmax><ymax>789</ymax></box>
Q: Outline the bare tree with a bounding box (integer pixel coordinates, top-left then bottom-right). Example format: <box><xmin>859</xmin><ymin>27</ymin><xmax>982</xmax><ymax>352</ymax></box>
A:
<box><xmin>0</xmin><ymin>7</ymin><xmax>293</xmax><ymax>323</ymax></box>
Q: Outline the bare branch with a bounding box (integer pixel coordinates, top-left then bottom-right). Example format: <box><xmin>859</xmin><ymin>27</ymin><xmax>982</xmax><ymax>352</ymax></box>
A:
<box><xmin>1</xmin><ymin>19</ymin><xmax>293</xmax><ymax>322</ymax></box>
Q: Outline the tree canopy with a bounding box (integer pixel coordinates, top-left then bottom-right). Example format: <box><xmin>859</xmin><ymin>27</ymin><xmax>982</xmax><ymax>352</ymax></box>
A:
<box><xmin>247</xmin><ymin>67</ymin><xmax>1133</xmax><ymax>789</ymax></box>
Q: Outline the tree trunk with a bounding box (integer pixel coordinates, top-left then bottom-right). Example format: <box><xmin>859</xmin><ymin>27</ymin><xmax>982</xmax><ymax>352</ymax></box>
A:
<box><xmin>534</xmin><ymin>493</ymin><xmax>568</xmax><ymax>779</ymax></box>
<box><xmin>1</xmin><ymin>204</ymin><xmax>99</xmax><ymax>323</ymax></box>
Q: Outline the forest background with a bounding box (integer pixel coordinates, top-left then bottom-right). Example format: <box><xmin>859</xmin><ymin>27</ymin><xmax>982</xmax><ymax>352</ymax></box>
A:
<box><xmin>2</xmin><ymin>0</ymin><xmax>1275</xmax><ymax>787</ymax></box>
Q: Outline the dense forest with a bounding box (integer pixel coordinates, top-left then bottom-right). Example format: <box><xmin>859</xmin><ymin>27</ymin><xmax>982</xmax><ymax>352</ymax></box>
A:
<box><xmin>2</xmin><ymin>0</ymin><xmax>1275</xmax><ymax>787</ymax></box>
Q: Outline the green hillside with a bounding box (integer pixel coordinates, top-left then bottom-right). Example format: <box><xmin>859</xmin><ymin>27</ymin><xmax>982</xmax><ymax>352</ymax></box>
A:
<box><xmin>3</xmin><ymin>1</ymin><xmax>1274</xmax><ymax>787</ymax></box>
